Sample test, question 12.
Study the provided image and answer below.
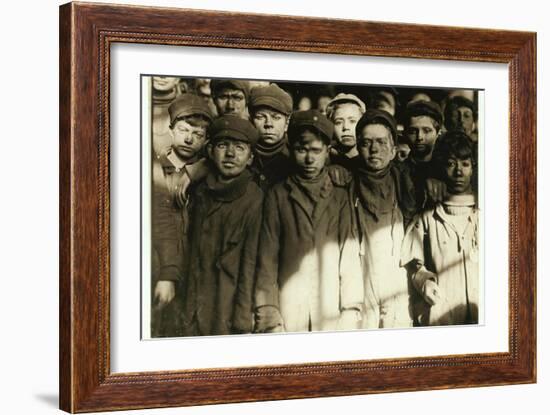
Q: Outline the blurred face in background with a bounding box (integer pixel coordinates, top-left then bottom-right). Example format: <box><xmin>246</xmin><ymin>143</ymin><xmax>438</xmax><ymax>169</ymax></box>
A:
<box><xmin>448</xmin><ymin>106</ymin><xmax>476</xmax><ymax>137</ymax></box>
<box><xmin>214</xmin><ymin>88</ymin><xmax>247</xmax><ymax>117</ymax></box>
<box><xmin>357</xmin><ymin>123</ymin><xmax>396</xmax><ymax>171</ymax></box>
<box><xmin>317</xmin><ymin>96</ymin><xmax>332</xmax><ymax>115</ymax></box>
<box><xmin>252</xmin><ymin>107</ymin><xmax>289</xmax><ymax>146</ymax></box>
<box><xmin>374</xmin><ymin>91</ymin><xmax>397</xmax><ymax>116</ymax></box>
<box><xmin>331</xmin><ymin>103</ymin><xmax>362</xmax><ymax>151</ymax></box>
<box><xmin>153</xmin><ymin>77</ymin><xmax>179</xmax><ymax>92</ymax></box>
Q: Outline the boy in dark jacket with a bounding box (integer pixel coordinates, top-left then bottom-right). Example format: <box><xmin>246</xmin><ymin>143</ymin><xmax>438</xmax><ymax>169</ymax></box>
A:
<box><xmin>182</xmin><ymin>115</ymin><xmax>263</xmax><ymax>336</ymax></box>
<box><xmin>254</xmin><ymin>110</ymin><xmax>364</xmax><ymax>333</ymax></box>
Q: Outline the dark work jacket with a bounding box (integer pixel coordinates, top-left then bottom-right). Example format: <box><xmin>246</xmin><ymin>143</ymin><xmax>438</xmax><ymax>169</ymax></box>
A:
<box><xmin>397</xmin><ymin>158</ymin><xmax>439</xmax><ymax>213</ymax></box>
<box><xmin>183</xmin><ymin>170</ymin><xmax>263</xmax><ymax>336</ymax></box>
<box><xmin>250</xmin><ymin>145</ymin><xmax>294</xmax><ymax>192</ymax></box>
<box><xmin>254</xmin><ymin>172</ymin><xmax>364</xmax><ymax>333</ymax></box>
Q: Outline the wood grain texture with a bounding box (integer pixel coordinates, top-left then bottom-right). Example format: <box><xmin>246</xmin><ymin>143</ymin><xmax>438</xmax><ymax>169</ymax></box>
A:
<box><xmin>59</xmin><ymin>2</ymin><xmax>537</xmax><ymax>412</ymax></box>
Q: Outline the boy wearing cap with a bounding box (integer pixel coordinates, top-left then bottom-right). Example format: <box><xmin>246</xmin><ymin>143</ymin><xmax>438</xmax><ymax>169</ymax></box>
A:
<box><xmin>211</xmin><ymin>79</ymin><xmax>250</xmax><ymax>119</ymax></box>
<box><xmin>401</xmin><ymin>130</ymin><xmax>479</xmax><ymax>326</ymax></box>
<box><xmin>151</xmin><ymin>93</ymin><xmax>213</xmax><ymax>337</ymax></box>
<box><xmin>182</xmin><ymin>115</ymin><xmax>263</xmax><ymax>336</ymax></box>
<box><xmin>444</xmin><ymin>95</ymin><xmax>478</xmax><ymax>141</ymax></box>
<box><xmin>248</xmin><ymin>83</ymin><xmax>295</xmax><ymax>191</ymax></box>
<box><xmin>326</xmin><ymin>93</ymin><xmax>366</xmax><ymax>172</ymax></box>
<box><xmin>254</xmin><ymin>110</ymin><xmax>364</xmax><ymax>334</ymax></box>
<box><xmin>353</xmin><ymin>109</ymin><xmax>415</xmax><ymax>329</ymax></box>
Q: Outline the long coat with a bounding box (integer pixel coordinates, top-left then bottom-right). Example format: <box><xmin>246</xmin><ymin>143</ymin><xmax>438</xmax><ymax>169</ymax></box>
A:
<box><xmin>183</xmin><ymin>170</ymin><xmax>263</xmax><ymax>336</ymax></box>
<box><xmin>401</xmin><ymin>203</ymin><xmax>479</xmax><ymax>326</ymax></box>
<box><xmin>254</xmin><ymin>174</ymin><xmax>364</xmax><ymax>333</ymax></box>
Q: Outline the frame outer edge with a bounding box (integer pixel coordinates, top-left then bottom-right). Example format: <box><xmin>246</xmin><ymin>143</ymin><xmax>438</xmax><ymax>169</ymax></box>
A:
<box><xmin>59</xmin><ymin>2</ymin><xmax>75</xmax><ymax>413</ymax></box>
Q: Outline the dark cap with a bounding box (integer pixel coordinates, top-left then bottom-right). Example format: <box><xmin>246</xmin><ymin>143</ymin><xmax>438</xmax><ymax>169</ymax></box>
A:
<box><xmin>209</xmin><ymin>115</ymin><xmax>259</xmax><ymax>147</ymax></box>
<box><xmin>404</xmin><ymin>100</ymin><xmax>443</xmax><ymax>126</ymax></box>
<box><xmin>249</xmin><ymin>84</ymin><xmax>293</xmax><ymax>116</ymax></box>
<box><xmin>288</xmin><ymin>110</ymin><xmax>334</xmax><ymax>145</ymax></box>
<box><xmin>356</xmin><ymin>109</ymin><xmax>398</xmax><ymax>144</ymax></box>
<box><xmin>168</xmin><ymin>93</ymin><xmax>213</xmax><ymax>125</ymax></box>
<box><xmin>445</xmin><ymin>95</ymin><xmax>477</xmax><ymax>117</ymax></box>
<box><xmin>210</xmin><ymin>79</ymin><xmax>250</xmax><ymax>100</ymax></box>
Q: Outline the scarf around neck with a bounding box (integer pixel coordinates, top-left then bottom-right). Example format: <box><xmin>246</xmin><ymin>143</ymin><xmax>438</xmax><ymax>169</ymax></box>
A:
<box><xmin>205</xmin><ymin>169</ymin><xmax>252</xmax><ymax>202</ymax></box>
<box><xmin>356</xmin><ymin>163</ymin><xmax>396</xmax><ymax>221</ymax></box>
<box><xmin>255</xmin><ymin>138</ymin><xmax>286</xmax><ymax>158</ymax></box>
<box><xmin>291</xmin><ymin>169</ymin><xmax>328</xmax><ymax>204</ymax></box>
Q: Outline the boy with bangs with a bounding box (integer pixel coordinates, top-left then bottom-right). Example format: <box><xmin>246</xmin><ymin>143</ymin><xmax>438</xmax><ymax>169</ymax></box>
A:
<box><xmin>401</xmin><ymin>130</ymin><xmax>479</xmax><ymax>326</ymax></box>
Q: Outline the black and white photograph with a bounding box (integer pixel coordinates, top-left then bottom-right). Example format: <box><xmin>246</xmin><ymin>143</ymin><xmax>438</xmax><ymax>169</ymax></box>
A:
<box><xmin>144</xmin><ymin>75</ymin><xmax>483</xmax><ymax>339</ymax></box>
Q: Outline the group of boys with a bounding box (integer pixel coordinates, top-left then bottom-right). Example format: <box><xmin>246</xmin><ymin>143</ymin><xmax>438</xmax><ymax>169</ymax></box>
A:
<box><xmin>151</xmin><ymin>77</ymin><xmax>480</xmax><ymax>337</ymax></box>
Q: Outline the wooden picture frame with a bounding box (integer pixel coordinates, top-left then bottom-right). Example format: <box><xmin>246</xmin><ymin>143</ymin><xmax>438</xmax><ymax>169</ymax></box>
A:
<box><xmin>59</xmin><ymin>2</ymin><xmax>536</xmax><ymax>412</ymax></box>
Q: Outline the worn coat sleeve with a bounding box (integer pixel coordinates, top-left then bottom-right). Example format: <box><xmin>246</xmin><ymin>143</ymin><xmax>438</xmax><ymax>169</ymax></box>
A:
<box><xmin>400</xmin><ymin>213</ymin><xmax>430</xmax><ymax>293</ymax></box>
<box><xmin>254</xmin><ymin>188</ymin><xmax>281</xmax><ymax>310</ymax></box>
<box><xmin>231</xmin><ymin>197</ymin><xmax>263</xmax><ymax>333</ymax></box>
<box><xmin>338</xmin><ymin>192</ymin><xmax>364</xmax><ymax>313</ymax></box>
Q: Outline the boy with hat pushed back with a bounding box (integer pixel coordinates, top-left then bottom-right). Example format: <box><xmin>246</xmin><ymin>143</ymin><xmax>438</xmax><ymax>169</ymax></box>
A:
<box><xmin>254</xmin><ymin>110</ymin><xmax>364</xmax><ymax>334</ymax></box>
<box><xmin>444</xmin><ymin>95</ymin><xmax>478</xmax><ymax>142</ymax></box>
<box><xmin>182</xmin><ymin>115</ymin><xmax>263</xmax><ymax>336</ymax></box>
<box><xmin>151</xmin><ymin>93</ymin><xmax>213</xmax><ymax>337</ymax></box>
<box><xmin>353</xmin><ymin>109</ymin><xmax>415</xmax><ymax>329</ymax></box>
<box><xmin>210</xmin><ymin>79</ymin><xmax>250</xmax><ymax>120</ymax></box>
<box><xmin>248</xmin><ymin>83</ymin><xmax>294</xmax><ymax>190</ymax></box>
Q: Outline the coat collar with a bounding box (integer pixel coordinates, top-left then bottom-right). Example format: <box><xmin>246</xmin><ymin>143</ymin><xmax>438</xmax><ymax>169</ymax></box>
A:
<box><xmin>285</xmin><ymin>170</ymin><xmax>334</xmax><ymax>222</ymax></box>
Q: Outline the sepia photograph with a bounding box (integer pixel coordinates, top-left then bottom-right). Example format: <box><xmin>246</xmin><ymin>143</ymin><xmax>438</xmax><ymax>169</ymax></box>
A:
<box><xmin>143</xmin><ymin>75</ymin><xmax>483</xmax><ymax>339</ymax></box>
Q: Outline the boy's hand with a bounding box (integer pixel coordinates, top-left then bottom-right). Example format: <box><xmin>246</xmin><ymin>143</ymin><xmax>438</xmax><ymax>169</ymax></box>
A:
<box><xmin>337</xmin><ymin>309</ymin><xmax>362</xmax><ymax>330</ymax></box>
<box><xmin>422</xmin><ymin>279</ymin><xmax>441</xmax><ymax>306</ymax></box>
<box><xmin>426</xmin><ymin>178</ymin><xmax>447</xmax><ymax>203</ymax></box>
<box><xmin>154</xmin><ymin>281</ymin><xmax>176</xmax><ymax>307</ymax></box>
<box><xmin>254</xmin><ymin>305</ymin><xmax>285</xmax><ymax>333</ymax></box>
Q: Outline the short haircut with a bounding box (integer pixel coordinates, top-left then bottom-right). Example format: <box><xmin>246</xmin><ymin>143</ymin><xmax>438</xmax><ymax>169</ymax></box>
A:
<box><xmin>433</xmin><ymin>130</ymin><xmax>477</xmax><ymax>171</ymax></box>
<box><xmin>327</xmin><ymin>100</ymin><xmax>365</xmax><ymax>121</ymax></box>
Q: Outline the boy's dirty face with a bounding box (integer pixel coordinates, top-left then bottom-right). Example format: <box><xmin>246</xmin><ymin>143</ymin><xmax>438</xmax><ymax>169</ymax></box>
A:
<box><xmin>252</xmin><ymin>107</ymin><xmax>289</xmax><ymax>146</ymax></box>
<box><xmin>292</xmin><ymin>129</ymin><xmax>329</xmax><ymax>179</ymax></box>
<box><xmin>444</xmin><ymin>156</ymin><xmax>473</xmax><ymax>194</ymax></box>
<box><xmin>357</xmin><ymin>123</ymin><xmax>396</xmax><ymax>171</ymax></box>
<box><xmin>448</xmin><ymin>106</ymin><xmax>476</xmax><ymax>137</ymax></box>
<box><xmin>171</xmin><ymin>119</ymin><xmax>207</xmax><ymax>161</ymax></box>
<box><xmin>210</xmin><ymin>138</ymin><xmax>253</xmax><ymax>179</ymax></box>
<box><xmin>214</xmin><ymin>88</ymin><xmax>247</xmax><ymax>117</ymax></box>
<box><xmin>405</xmin><ymin>115</ymin><xmax>439</xmax><ymax>162</ymax></box>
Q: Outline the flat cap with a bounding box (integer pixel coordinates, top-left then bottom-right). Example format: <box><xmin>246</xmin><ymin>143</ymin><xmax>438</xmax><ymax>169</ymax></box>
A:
<box><xmin>405</xmin><ymin>99</ymin><xmax>443</xmax><ymax>126</ymax></box>
<box><xmin>356</xmin><ymin>109</ymin><xmax>398</xmax><ymax>143</ymax></box>
<box><xmin>209</xmin><ymin>115</ymin><xmax>259</xmax><ymax>147</ymax></box>
<box><xmin>168</xmin><ymin>93</ymin><xmax>214</xmax><ymax>125</ymax></box>
<box><xmin>210</xmin><ymin>79</ymin><xmax>250</xmax><ymax>100</ymax></box>
<box><xmin>288</xmin><ymin>110</ymin><xmax>334</xmax><ymax>145</ymax></box>
<box><xmin>326</xmin><ymin>93</ymin><xmax>366</xmax><ymax>119</ymax></box>
<box><xmin>249</xmin><ymin>84</ymin><xmax>293</xmax><ymax>115</ymax></box>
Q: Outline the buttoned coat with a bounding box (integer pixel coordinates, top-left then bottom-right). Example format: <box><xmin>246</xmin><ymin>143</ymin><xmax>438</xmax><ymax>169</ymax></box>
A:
<box><xmin>401</xmin><ymin>204</ymin><xmax>479</xmax><ymax>326</ymax></box>
<box><xmin>255</xmin><ymin>174</ymin><xmax>364</xmax><ymax>333</ymax></box>
<box><xmin>183</xmin><ymin>171</ymin><xmax>263</xmax><ymax>336</ymax></box>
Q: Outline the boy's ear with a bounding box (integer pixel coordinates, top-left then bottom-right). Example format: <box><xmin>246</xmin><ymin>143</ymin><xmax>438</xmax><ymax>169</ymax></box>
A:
<box><xmin>247</xmin><ymin>151</ymin><xmax>254</xmax><ymax>166</ymax></box>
